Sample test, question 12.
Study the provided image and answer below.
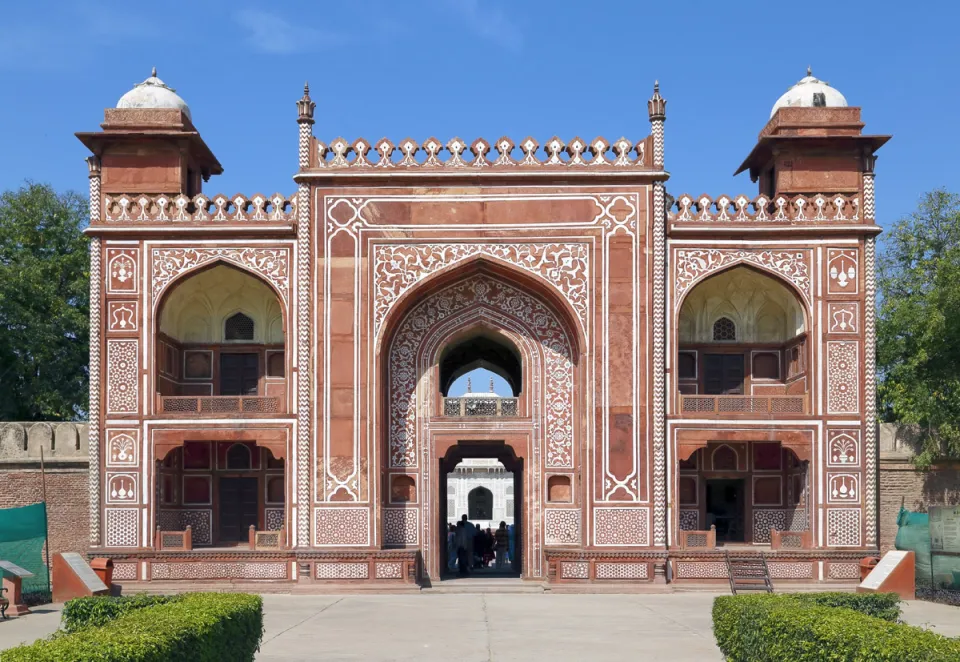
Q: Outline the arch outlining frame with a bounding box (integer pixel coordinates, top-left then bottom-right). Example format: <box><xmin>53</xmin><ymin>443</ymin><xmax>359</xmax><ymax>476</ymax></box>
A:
<box><xmin>377</xmin><ymin>268</ymin><xmax>584</xmax><ymax>579</ymax></box>
<box><xmin>376</xmin><ymin>255</ymin><xmax>587</xmax><ymax>358</ymax></box>
<box><xmin>148</xmin><ymin>250</ymin><xmax>292</xmax><ymax>416</ymax></box>
<box><xmin>674</xmin><ymin>260</ymin><xmax>812</xmax><ymax>334</ymax></box>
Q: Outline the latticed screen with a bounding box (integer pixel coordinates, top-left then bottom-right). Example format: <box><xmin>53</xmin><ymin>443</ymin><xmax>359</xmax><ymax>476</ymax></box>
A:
<box><xmin>225</xmin><ymin>312</ymin><xmax>255</xmax><ymax>340</ymax></box>
<box><xmin>712</xmin><ymin>317</ymin><xmax>736</xmax><ymax>341</ymax></box>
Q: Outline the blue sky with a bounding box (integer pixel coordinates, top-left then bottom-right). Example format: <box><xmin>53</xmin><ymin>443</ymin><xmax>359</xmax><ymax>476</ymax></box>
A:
<box><xmin>2</xmin><ymin>3</ymin><xmax>956</xmax><ymax>398</ymax></box>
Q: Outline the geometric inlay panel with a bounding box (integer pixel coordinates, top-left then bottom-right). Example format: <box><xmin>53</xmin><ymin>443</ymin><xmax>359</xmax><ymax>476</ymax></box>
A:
<box><xmin>827</xmin><ymin>508</ymin><xmax>862</xmax><ymax>547</ymax></box>
<box><xmin>384</xmin><ymin>508</ymin><xmax>419</xmax><ymax>545</ymax></box>
<box><xmin>265</xmin><ymin>508</ymin><xmax>285</xmax><ymax>532</ymax></box>
<box><xmin>753</xmin><ymin>509</ymin><xmax>787</xmax><ymax>544</ymax></box>
<box><xmin>315</xmin><ymin>563</ymin><xmax>368</xmax><ymax>580</ymax></box>
<box><xmin>544</xmin><ymin>509</ymin><xmax>581</xmax><ymax>545</ymax></box>
<box><xmin>828</xmin><ymin>562</ymin><xmax>861</xmax><ymax>580</ymax></box>
<box><xmin>767</xmin><ymin>562</ymin><xmax>814</xmax><ymax>579</ymax></box>
<box><xmin>151</xmin><ymin>562</ymin><xmax>287</xmax><ymax>580</ymax></box>
<box><xmin>675</xmin><ymin>561</ymin><xmax>727</xmax><ymax>579</ymax></box>
<box><xmin>106</xmin><ymin>339</ymin><xmax>139</xmax><ymax>414</ymax></box>
<box><xmin>679</xmin><ymin>510</ymin><xmax>699</xmax><ymax>531</ymax></box>
<box><xmin>560</xmin><ymin>562</ymin><xmax>589</xmax><ymax>579</ymax></box>
<box><xmin>105</xmin><ymin>508</ymin><xmax>139</xmax><ymax>547</ymax></box>
<box><xmin>157</xmin><ymin>509</ymin><xmax>212</xmax><ymax>546</ymax></box>
<box><xmin>593</xmin><ymin>508</ymin><xmax>649</xmax><ymax>546</ymax></box>
<box><xmin>111</xmin><ymin>562</ymin><xmax>138</xmax><ymax>580</ymax></box>
<box><xmin>315</xmin><ymin>507</ymin><xmax>370</xmax><ymax>546</ymax></box>
<box><xmin>595</xmin><ymin>563</ymin><xmax>648</xmax><ymax>580</ymax></box>
<box><xmin>375</xmin><ymin>562</ymin><xmax>404</xmax><ymax>579</ymax></box>
<box><xmin>826</xmin><ymin>341</ymin><xmax>859</xmax><ymax>415</ymax></box>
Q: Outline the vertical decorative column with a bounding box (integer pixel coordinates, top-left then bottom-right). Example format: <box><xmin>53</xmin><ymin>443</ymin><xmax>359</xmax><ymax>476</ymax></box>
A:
<box><xmin>648</xmin><ymin>82</ymin><xmax>667</xmax><ymax>547</ymax></box>
<box><xmin>87</xmin><ymin>156</ymin><xmax>102</xmax><ymax>546</ymax></box>
<box><xmin>295</xmin><ymin>84</ymin><xmax>316</xmax><ymax>547</ymax></box>
<box><xmin>862</xmin><ymin>157</ymin><xmax>878</xmax><ymax>548</ymax></box>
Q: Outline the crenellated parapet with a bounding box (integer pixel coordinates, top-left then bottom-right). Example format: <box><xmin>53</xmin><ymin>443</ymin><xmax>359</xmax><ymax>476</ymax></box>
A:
<box><xmin>306</xmin><ymin>135</ymin><xmax>655</xmax><ymax>172</ymax></box>
<box><xmin>669</xmin><ymin>192</ymin><xmax>862</xmax><ymax>225</ymax></box>
<box><xmin>95</xmin><ymin>192</ymin><xmax>297</xmax><ymax>231</ymax></box>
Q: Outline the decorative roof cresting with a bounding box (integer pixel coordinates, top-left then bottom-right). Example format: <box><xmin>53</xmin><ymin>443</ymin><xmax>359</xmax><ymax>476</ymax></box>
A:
<box><xmin>116</xmin><ymin>67</ymin><xmax>192</xmax><ymax>120</ymax></box>
<box><xmin>313</xmin><ymin>135</ymin><xmax>649</xmax><ymax>170</ymax></box>
<box><xmin>770</xmin><ymin>67</ymin><xmax>847</xmax><ymax>118</ymax></box>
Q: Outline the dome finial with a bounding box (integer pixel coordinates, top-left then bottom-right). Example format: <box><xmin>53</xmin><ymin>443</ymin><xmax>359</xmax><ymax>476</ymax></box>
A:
<box><xmin>467</xmin><ymin>377</ymin><xmax>472</xmax><ymax>393</ymax></box>
<box><xmin>152</xmin><ymin>66</ymin><xmax>157</xmax><ymax>78</ymax></box>
<box><xmin>806</xmin><ymin>65</ymin><xmax>812</xmax><ymax>77</ymax></box>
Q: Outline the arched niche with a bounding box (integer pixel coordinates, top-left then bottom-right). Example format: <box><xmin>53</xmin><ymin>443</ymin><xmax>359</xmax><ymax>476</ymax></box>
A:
<box><xmin>438</xmin><ymin>327</ymin><xmax>523</xmax><ymax>397</ymax></box>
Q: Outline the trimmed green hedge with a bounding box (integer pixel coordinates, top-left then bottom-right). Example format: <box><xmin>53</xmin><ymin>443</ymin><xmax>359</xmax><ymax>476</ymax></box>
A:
<box><xmin>61</xmin><ymin>594</ymin><xmax>181</xmax><ymax>633</ymax></box>
<box><xmin>5</xmin><ymin>593</ymin><xmax>263</xmax><ymax>662</ymax></box>
<box><xmin>714</xmin><ymin>593</ymin><xmax>960</xmax><ymax>662</ymax></box>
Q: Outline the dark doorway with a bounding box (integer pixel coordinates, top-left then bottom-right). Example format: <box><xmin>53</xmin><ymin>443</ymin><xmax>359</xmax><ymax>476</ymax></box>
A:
<box><xmin>706</xmin><ymin>479</ymin><xmax>745</xmax><ymax>543</ymax></box>
<box><xmin>439</xmin><ymin>442</ymin><xmax>522</xmax><ymax>580</ymax></box>
<box><xmin>218</xmin><ymin>477</ymin><xmax>258</xmax><ymax>542</ymax></box>
<box><xmin>703</xmin><ymin>354</ymin><xmax>744</xmax><ymax>395</ymax></box>
<box><xmin>220</xmin><ymin>353</ymin><xmax>259</xmax><ymax>396</ymax></box>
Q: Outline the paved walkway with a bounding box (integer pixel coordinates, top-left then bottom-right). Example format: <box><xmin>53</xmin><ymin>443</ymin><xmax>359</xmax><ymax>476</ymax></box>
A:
<box><xmin>2</xmin><ymin>593</ymin><xmax>959</xmax><ymax>661</ymax></box>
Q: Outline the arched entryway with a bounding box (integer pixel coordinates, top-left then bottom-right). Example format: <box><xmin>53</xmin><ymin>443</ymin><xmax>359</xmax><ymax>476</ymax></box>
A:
<box><xmin>379</xmin><ymin>262</ymin><xmax>583</xmax><ymax>581</ymax></box>
<box><xmin>439</xmin><ymin>441</ymin><xmax>523</xmax><ymax>577</ymax></box>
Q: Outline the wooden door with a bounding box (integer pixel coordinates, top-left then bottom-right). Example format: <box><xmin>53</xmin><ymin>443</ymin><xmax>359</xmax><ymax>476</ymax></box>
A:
<box><xmin>218</xmin><ymin>477</ymin><xmax>259</xmax><ymax>542</ymax></box>
<box><xmin>704</xmin><ymin>354</ymin><xmax>744</xmax><ymax>395</ymax></box>
<box><xmin>220</xmin><ymin>353</ymin><xmax>259</xmax><ymax>395</ymax></box>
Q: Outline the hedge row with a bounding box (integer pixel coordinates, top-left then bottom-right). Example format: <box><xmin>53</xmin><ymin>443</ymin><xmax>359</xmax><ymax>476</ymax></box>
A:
<box><xmin>61</xmin><ymin>594</ymin><xmax>181</xmax><ymax>633</ymax></box>
<box><xmin>713</xmin><ymin>593</ymin><xmax>960</xmax><ymax>662</ymax></box>
<box><xmin>6</xmin><ymin>593</ymin><xmax>263</xmax><ymax>662</ymax></box>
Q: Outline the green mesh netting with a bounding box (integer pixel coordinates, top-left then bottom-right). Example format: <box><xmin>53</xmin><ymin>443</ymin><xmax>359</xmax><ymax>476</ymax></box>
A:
<box><xmin>895</xmin><ymin>506</ymin><xmax>960</xmax><ymax>589</ymax></box>
<box><xmin>0</xmin><ymin>502</ymin><xmax>50</xmax><ymax>598</ymax></box>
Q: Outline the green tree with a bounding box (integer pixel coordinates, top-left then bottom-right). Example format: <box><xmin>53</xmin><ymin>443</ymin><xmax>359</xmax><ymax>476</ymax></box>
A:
<box><xmin>877</xmin><ymin>188</ymin><xmax>960</xmax><ymax>465</ymax></box>
<box><xmin>0</xmin><ymin>183</ymin><xmax>89</xmax><ymax>420</ymax></box>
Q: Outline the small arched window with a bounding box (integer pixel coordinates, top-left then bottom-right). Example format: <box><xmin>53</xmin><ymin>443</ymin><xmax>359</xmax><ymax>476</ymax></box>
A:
<box><xmin>226</xmin><ymin>443</ymin><xmax>252</xmax><ymax>470</ymax></box>
<box><xmin>468</xmin><ymin>486</ymin><xmax>493</xmax><ymax>521</ymax></box>
<box><xmin>225</xmin><ymin>312</ymin><xmax>255</xmax><ymax>341</ymax></box>
<box><xmin>712</xmin><ymin>317</ymin><xmax>737</xmax><ymax>342</ymax></box>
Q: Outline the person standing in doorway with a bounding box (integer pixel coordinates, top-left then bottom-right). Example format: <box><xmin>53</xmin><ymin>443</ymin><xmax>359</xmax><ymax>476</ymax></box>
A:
<box><xmin>507</xmin><ymin>523</ymin><xmax>515</xmax><ymax>566</ymax></box>
<box><xmin>495</xmin><ymin>521</ymin><xmax>509</xmax><ymax>569</ymax></box>
<box><xmin>455</xmin><ymin>521</ymin><xmax>470</xmax><ymax>576</ymax></box>
<box><xmin>447</xmin><ymin>523</ymin><xmax>458</xmax><ymax>572</ymax></box>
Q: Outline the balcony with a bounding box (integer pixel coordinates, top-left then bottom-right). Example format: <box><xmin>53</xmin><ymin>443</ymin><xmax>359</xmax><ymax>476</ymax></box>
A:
<box><xmin>157</xmin><ymin>395</ymin><xmax>283</xmax><ymax>416</ymax></box>
<box><xmin>679</xmin><ymin>394</ymin><xmax>807</xmax><ymax>417</ymax></box>
<box><xmin>442</xmin><ymin>397</ymin><xmax>519</xmax><ymax>417</ymax></box>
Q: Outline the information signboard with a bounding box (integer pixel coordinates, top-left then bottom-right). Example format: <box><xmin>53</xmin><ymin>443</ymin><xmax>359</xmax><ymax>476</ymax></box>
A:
<box><xmin>929</xmin><ymin>506</ymin><xmax>960</xmax><ymax>553</ymax></box>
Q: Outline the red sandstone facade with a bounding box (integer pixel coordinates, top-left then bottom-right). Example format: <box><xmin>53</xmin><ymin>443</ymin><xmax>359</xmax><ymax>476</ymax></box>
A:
<box><xmin>77</xmin><ymin>72</ymin><xmax>888</xmax><ymax>586</ymax></box>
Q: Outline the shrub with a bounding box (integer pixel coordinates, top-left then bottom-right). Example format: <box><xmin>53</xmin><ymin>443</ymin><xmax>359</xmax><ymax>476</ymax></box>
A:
<box><xmin>791</xmin><ymin>591</ymin><xmax>902</xmax><ymax>621</ymax></box>
<box><xmin>61</xmin><ymin>594</ymin><xmax>181</xmax><ymax>633</ymax></box>
<box><xmin>713</xmin><ymin>593</ymin><xmax>960</xmax><ymax>662</ymax></box>
<box><xmin>5</xmin><ymin>593</ymin><xmax>263</xmax><ymax>662</ymax></box>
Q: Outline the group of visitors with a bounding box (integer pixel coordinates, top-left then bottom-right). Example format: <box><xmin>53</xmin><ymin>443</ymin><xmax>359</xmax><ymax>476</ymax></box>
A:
<box><xmin>447</xmin><ymin>515</ymin><xmax>513</xmax><ymax>576</ymax></box>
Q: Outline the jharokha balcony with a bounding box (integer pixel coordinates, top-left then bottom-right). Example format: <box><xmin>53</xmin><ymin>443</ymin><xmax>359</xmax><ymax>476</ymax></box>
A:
<box><xmin>154</xmin><ymin>263</ymin><xmax>288</xmax><ymax>417</ymax></box>
<box><xmin>675</xmin><ymin>265</ymin><xmax>810</xmax><ymax>418</ymax></box>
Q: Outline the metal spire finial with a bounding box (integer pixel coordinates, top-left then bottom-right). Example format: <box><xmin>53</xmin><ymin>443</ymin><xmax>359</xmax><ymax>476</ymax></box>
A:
<box><xmin>151</xmin><ymin>66</ymin><xmax>157</xmax><ymax>78</ymax></box>
<box><xmin>489</xmin><ymin>377</ymin><xmax>495</xmax><ymax>393</ymax></box>
<box><xmin>807</xmin><ymin>65</ymin><xmax>812</xmax><ymax>77</ymax></box>
<box><xmin>467</xmin><ymin>377</ymin><xmax>472</xmax><ymax>393</ymax></box>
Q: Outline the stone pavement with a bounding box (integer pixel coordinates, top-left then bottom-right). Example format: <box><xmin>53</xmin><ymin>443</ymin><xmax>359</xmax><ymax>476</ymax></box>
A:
<box><xmin>2</xmin><ymin>593</ymin><xmax>959</xmax><ymax>661</ymax></box>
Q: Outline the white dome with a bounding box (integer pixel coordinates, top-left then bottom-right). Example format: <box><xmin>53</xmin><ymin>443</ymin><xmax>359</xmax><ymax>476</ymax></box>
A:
<box><xmin>117</xmin><ymin>68</ymin><xmax>191</xmax><ymax>119</ymax></box>
<box><xmin>770</xmin><ymin>68</ymin><xmax>847</xmax><ymax>118</ymax></box>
